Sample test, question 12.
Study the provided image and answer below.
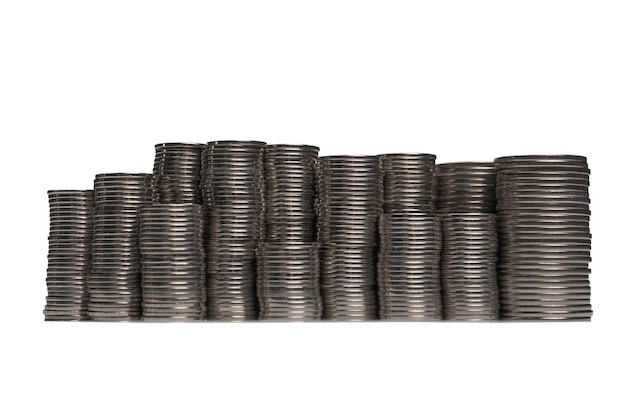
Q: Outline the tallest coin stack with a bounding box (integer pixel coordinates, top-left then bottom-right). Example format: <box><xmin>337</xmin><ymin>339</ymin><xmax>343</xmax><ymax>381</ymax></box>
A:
<box><xmin>495</xmin><ymin>155</ymin><xmax>592</xmax><ymax>320</ymax></box>
<box><xmin>257</xmin><ymin>145</ymin><xmax>322</xmax><ymax>320</ymax></box>
<box><xmin>202</xmin><ymin>141</ymin><xmax>266</xmax><ymax>320</ymax></box>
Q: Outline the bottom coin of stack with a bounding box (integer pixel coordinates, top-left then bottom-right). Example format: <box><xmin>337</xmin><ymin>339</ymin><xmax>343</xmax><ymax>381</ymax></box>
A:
<box><xmin>44</xmin><ymin>190</ymin><xmax>94</xmax><ymax>321</ymax></box>
<box><xmin>256</xmin><ymin>243</ymin><xmax>322</xmax><ymax>320</ymax></box>
<box><xmin>440</xmin><ymin>214</ymin><xmax>499</xmax><ymax>320</ymax></box>
<box><xmin>378</xmin><ymin>213</ymin><xmax>442</xmax><ymax>320</ymax></box>
<box><xmin>139</xmin><ymin>204</ymin><xmax>206</xmax><ymax>321</ymax></box>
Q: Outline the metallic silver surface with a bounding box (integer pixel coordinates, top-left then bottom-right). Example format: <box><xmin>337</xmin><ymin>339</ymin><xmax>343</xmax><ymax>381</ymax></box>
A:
<box><xmin>378</xmin><ymin>212</ymin><xmax>442</xmax><ymax>320</ymax></box>
<box><xmin>88</xmin><ymin>173</ymin><xmax>152</xmax><ymax>321</ymax></box>
<box><xmin>440</xmin><ymin>213</ymin><xmax>499</xmax><ymax>320</ymax></box>
<box><xmin>495</xmin><ymin>155</ymin><xmax>592</xmax><ymax>320</ymax></box>
<box><xmin>139</xmin><ymin>204</ymin><xmax>206</xmax><ymax>321</ymax></box>
<box><xmin>44</xmin><ymin>190</ymin><xmax>94</xmax><ymax>321</ymax></box>
<box><xmin>202</xmin><ymin>141</ymin><xmax>266</xmax><ymax>320</ymax></box>
<box><xmin>318</xmin><ymin>156</ymin><xmax>382</xmax><ymax>320</ymax></box>
<box><xmin>152</xmin><ymin>143</ymin><xmax>204</xmax><ymax>204</ymax></box>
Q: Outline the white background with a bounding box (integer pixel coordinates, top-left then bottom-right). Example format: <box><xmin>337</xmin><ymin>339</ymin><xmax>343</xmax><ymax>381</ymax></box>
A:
<box><xmin>1</xmin><ymin>1</ymin><xmax>625</xmax><ymax>416</ymax></box>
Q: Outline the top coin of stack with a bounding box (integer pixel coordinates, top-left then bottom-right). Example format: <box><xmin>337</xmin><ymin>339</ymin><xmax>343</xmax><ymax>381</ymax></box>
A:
<box><xmin>202</xmin><ymin>141</ymin><xmax>266</xmax><ymax>320</ymax></box>
<box><xmin>152</xmin><ymin>143</ymin><xmax>204</xmax><ymax>204</ymax></box>
<box><xmin>495</xmin><ymin>155</ymin><xmax>592</xmax><ymax>320</ymax></box>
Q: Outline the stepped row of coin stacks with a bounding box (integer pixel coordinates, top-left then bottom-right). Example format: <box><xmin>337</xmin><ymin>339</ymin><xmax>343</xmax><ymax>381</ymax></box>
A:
<box><xmin>43</xmin><ymin>142</ymin><xmax>592</xmax><ymax>321</ymax></box>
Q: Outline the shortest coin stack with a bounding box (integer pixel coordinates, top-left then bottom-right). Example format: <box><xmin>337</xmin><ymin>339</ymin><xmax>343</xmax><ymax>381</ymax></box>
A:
<box><xmin>45</xmin><ymin>190</ymin><xmax>94</xmax><ymax>321</ymax></box>
<box><xmin>440</xmin><ymin>214</ymin><xmax>499</xmax><ymax>320</ymax></box>
<box><xmin>139</xmin><ymin>204</ymin><xmax>206</xmax><ymax>321</ymax></box>
<box><xmin>378</xmin><ymin>212</ymin><xmax>442</xmax><ymax>320</ymax></box>
<box><xmin>256</xmin><ymin>243</ymin><xmax>322</xmax><ymax>320</ymax></box>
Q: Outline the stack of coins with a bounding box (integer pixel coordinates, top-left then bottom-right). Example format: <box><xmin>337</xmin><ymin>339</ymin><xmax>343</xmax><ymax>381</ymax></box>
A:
<box><xmin>436</xmin><ymin>163</ymin><xmax>499</xmax><ymax>320</ymax></box>
<box><xmin>256</xmin><ymin>243</ymin><xmax>322</xmax><ymax>320</ymax></box>
<box><xmin>318</xmin><ymin>156</ymin><xmax>381</xmax><ymax>320</ymax></box>
<box><xmin>152</xmin><ymin>143</ymin><xmax>204</xmax><ymax>204</ymax></box>
<box><xmin>44</xmin><ymin>190</ymin><xmax>94</xmax><ymax>321</ymax></box>
<box><xmin>264</xmin><ymin>145</ymin><xmax>318</xmax><ymax>242</ymax></box>
<box><xmin>378</xmin><ymin>154</ymin><xmax>441</xmax><ymax>320</ymax></box>
<box><xmin>202</xmin><ymin>141</ymin><xmax>266</xmax><ymax>320</ymax></box>
<box><xmin>258</xmin><ymin>145</ymin><xmax>322</xmax><ymax>320</ymax></box>
<box><xmin>440</xmin><ymin>213</ymin><xmax>499</xmax><ymax>320</ymax></box>
<box><xmin>495</xmin><ymin>155</ymin><xmax>592</xmax><ymax>320</ymax></box>
<box><xmin>139</xmin><ymin>204</ymin><xmax>206</xmax><ymax>321</ymax></box>
<box><xmin>378</xmin><ymin>213</ymin><xmax>442</xmax><ymax>320</ymax></box>
<box><xmin>436</xmin><ymin>163</ymin><xmax>496</xmax><ymax>214</ymax></box>
<box><xmin>89</xmin><ymin>173</ymin><xmax>153</xmax><ymax>321</ymax></box>
<box><xmin>382</xmin><ymin>154</ymin><xmax>437</xmax><ymax>213</ymax></box>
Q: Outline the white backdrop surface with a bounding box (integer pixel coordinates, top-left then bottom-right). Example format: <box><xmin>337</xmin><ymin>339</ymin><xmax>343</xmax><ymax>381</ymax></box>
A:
<box><xmin>1</xmin><ymin>1</ymin><xmax>624</xmax><ymax>416</ymax></box>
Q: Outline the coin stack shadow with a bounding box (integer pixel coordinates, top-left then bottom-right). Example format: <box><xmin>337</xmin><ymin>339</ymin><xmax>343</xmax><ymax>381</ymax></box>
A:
<box><xmin>152</xmin><ymin>143</ymin><xmax>204</xmax><ymax>204</ymax></box>
<box><xmin>201</xmin><ymin>141</ymin><xmax>266</xmax><ymax>320</ymax></box>
<box><xmin>88</xmin><ymin>173</ymin><xmax>153</xmax><ymax>321</ymax></box>
<box><xmin>495</xmin><ymin>155</ymin><xmax>592</xmax><ymax>320</ymax></box>
<box><xmin>258</xmin><ymin>145</ymin><xmax>322</xmax><ymax>320</ymax></box>
<box><xmin>378</xmin><ymin>154</ymin><xmax>442</xmax><ymax>320</ymax></box>
<box><xmin>318</xmin><ymin>156</ymin><xmax>382</xmax><ymax>320</ymax></box>
<box><xmin>44</xmin><ymin>190</ymin><xmax>94</xmax><ymax>321</ymax></box>
<box><xmin>139</xmin><ymin>204</ymin><xmax>206</xmax><ymax>321</ymax></box>
<box><xmin>437</xmin><ymin>162</ymin><xmax>499</xmax><ymax>320</ymax></box>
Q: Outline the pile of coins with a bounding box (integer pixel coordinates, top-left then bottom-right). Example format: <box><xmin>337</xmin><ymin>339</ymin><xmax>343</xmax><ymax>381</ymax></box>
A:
<box><xmin>139</xmin><ymin>204</ymin><xmax>206</xmax><ymax>321</ymax></box>
<box><xmin>88</xmin><ymin>173</ymin><xmax>153</xmax><ymax>321</ymax></box>
<box><xmin>256</xmin><ymin>243</ymin><xmax>322</xmax><ymax>320</ymax></box>
<box><xmin>44</xmin><ymin>143</ymin><xmax>594</xmax><ymax>323</ymax></box>
<box><xmin>495</xmin><ymin>155</ymin><xmax>592</xmax><ymax>320</ymax></box>
<box><xmin>378</xmin><ymin>154</ymin><xmax>441</xmax><ymax>320</ymax></box>
<box><xmin>44</xmin><ymin>190</ymin><xmax>94</xmax><ymax>321</ymax></box>
<box><xmin>201</xmin><ymin>141</ymin><xmax>266</xmax><ymax>320</ymax></box>
<box><xmin>152</xmin><ymin>143</ymin><xmax>204</xmax><ymax>204</ymax></box>
<box><xmin>436</xmin><ymin>163</ymin><xmax>499</xmax><ymax>320</ymax></box>
<box><xmin>257</xmin><ymin>145</ymin><xmax>322</xmax><ymax>319</ymax></box>
<box><xmin>318</xmin><ymin>156</ymin><xmax>381</xmax><ymax>320</ymax></box>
